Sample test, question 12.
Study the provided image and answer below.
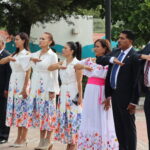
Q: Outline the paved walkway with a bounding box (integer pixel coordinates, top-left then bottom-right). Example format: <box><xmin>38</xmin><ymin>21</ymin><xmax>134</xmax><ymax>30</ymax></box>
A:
<box><xmin>0</xmin><ymin>102</ymin><xmax>148</xmax><ymax>150</ymax></box>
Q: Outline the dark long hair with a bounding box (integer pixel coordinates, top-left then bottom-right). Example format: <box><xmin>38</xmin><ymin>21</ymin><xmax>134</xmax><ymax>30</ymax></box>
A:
<box><xmin>66</xmin><ymin>41</ymin><xmax>82</xmax><ymax>60</ymax></box>
<box><xmin>12</xmin><ymin>32</ymin><xmax>29</xmax><ymax>56</ymax></box>
<box><xmin>94</xmin><ymin>39</ymin><xmax>111</xmax><ymax>55</ymax></box>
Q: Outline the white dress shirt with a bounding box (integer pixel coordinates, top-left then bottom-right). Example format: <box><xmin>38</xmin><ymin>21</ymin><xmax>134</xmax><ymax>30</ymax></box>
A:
<box><xmin>110</xmin><ymin>46</ymin><xmax>136</xmax><ymax>106</ymax></box>
<box><xmin>0</xmin><ymin>49</ymin><xmax>4</xmax><ymax>54</ymax></box>
<box><xmin>111</xmin><ymin>46</ymin><xmax>133</xmax><ymax>88</ymax></box>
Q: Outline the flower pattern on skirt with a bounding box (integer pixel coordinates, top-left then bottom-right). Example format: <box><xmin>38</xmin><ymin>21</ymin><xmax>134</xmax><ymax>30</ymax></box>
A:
<box><xmin>54</xmin><ymin>93</ymin><xmax>81</xmax><ymax>144</ymax></box>
<box><xmin>6</xmin><ymin>49</ymin><xmax>31</xmax><ymax>127</ymax></box>
<box><xmin>27</xmin><ymin>78</ymin><xmax>57</xmax><ymax>131</ymax></box>
<box><xmin>77</xmin><ymin>59</ymin><xmax>119</xmax><ymax>150</ymax></box>
<box><xmin>54</xmin><ymin>58</ymin><xmax>82</xmax><ymax>144</ymax></box>
<box><xmin>25</xmin><ymin>50</ymin><xmax>59</xmax><ymax>130</ymax></box>
<box><xmin>78</xmin><ymin>131</ymin><xmax>118</xmax><ymax>150</ymax></box>
<box><xmin>6</xmin><ymin>79</ymin><xmax>30</xmax><ymax>127</ymax></box>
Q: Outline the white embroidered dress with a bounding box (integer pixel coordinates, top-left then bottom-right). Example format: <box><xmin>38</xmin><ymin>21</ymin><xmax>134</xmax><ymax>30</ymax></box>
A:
<box><xmin>27</xmin><ymin>49</ymin><xmax>59</xmax><ymax>130</ymax></box>
<box><xmin>6</xmin><ymin>49</ymin><xmax>31</xmax><ymax>127</ymax></box>
<box><xmin>77</xmin><ymin>58</ymin><xmax>119</xmax><ymax>150</ymax></box>
<box><xmin>54</xmin><ymin>57</ymin><xmax>82</xmax><ymax>144</ymax></box>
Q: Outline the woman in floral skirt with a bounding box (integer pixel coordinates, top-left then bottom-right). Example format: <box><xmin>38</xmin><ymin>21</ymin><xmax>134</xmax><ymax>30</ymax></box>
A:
<box><xmin>27</xmin><ymin>32</ymin><xmax>59</xmax><ymax>150</ymax></box>
<box><xmin>48</xmin><ymin>41</ymin><xmax>83</xmax><ymax>150</ymax></box>
<box><xmin>0</xmin><ymin>32</ymin><xmax>31</xmax><ymax>147</ymax></box>
<box><xmin>76</xmin><ymin>39</ymin><xmax>119</xmax><ymax>150</ymax></box>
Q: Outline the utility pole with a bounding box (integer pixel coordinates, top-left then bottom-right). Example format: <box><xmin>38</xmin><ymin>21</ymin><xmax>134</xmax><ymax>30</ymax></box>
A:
<box><xmin>105</xmin><ymin>0</ymin><xmax>111</xmax><ymax>42</ymax></box>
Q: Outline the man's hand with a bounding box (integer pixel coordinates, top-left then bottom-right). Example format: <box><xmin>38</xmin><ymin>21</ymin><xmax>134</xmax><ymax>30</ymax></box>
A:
<box><xmin>127</xmin><ymin>103</ymin><xmax>136</xmax><ymax>114</ymax></box>
<box><xmin>141</xmin><ymin>54</ymin><xmax>150</xmax><ymax>61</ymax></box>
<box><xmin>49</xmin><ymin>92</ymin><xmax>55</xmax><ymax>100</ymax></box>
<box><xmin>4</xmin><ymin>90</ymin><xmax>8</xmax><ymax>98</ymax></box>
<box><xmin>8</xmin><ymin>56</ymin><xmax>16</xmax><ymax>62</ymax></box>
<box><xmin>113</xmin><ymin>58</ymin><xmax>124</xmax><ymax>66</ymax></box>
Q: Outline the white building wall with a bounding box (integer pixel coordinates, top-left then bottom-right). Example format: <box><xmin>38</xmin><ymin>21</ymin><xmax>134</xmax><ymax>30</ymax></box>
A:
<box><xmin>30</xmin><ymin>16</ymin><xmax>93</xmax><ymax>46</ymax></box>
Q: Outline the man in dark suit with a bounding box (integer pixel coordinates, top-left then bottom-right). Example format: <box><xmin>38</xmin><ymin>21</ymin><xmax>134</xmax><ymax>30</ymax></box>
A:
<box><xmin>133</xmin><ymin>43</ymin><xmax>150</xmax><ymax>150</ymax></box>
<box><xmin>0</xmin><ymin>36</ymin><xmax>11</xmax><ymax>144</ymax></box>
<box><xmin>96</xmin><ymin>30</ymin><xmax>141</xmax><ymax>150</ymax></box>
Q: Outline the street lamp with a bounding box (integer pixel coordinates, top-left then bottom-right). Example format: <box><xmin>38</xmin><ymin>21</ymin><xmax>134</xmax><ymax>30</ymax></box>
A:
<box><xmin>105</xmin><ymin>0</ymin><xmax>111</xmax><ymax>42</ymax></box>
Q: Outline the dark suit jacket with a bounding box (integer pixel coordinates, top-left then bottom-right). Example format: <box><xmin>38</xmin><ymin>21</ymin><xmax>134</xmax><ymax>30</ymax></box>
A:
<box><xmin>0</xmin><ymin>50</ymin><xmax>11</xmax><ymax>97</ymax></box>
<box><xmin>96</xmin><ymin>52</ymin><xmax>113</xmax><ymax>66</ymax></box>
<box><xmin>96</xmin><ymin>48</ymin><xmax>141</xmax><ymax>107</ymax></box>
<box><xmin>133</xmin><ymin>43</ymin><xmax>150</xmax><ymax>94</ymax></box>
<box><xmin>137</xmin><ymin>43</ymin><xmax>150</xmax><ymax>55</ymax></box>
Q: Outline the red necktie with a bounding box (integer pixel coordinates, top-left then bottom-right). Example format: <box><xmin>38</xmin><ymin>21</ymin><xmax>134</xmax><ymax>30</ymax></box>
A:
<box><xmin>144</xmin><ymin>61</ymin><xmax>150</xmax><ymax>86</ymax></box>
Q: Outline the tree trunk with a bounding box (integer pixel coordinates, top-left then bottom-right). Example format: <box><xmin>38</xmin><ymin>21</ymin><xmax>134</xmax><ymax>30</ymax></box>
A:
<box><xmin>19</xmin><ymin>20</ymin><xmax>32</xmax><ymax>36</ymax></box>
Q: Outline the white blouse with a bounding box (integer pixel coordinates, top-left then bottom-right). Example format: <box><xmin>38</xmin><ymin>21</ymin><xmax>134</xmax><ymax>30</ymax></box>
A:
<box><xmin>78</xmin><ymin>58</ymin><xmax>108</xmax><ymax>79</ymax></box>
<box><xmin>31</xmin><ymin>49</ymin><xmax>59</xmax><ymax>94</ymax></box>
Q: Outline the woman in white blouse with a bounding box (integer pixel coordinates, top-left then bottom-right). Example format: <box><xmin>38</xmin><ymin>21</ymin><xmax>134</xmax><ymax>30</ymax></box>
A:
<box><xmin>0</xmin><ymin>32</ymin><xmax>31</xmax><ymax>147</ymax></box>
<box><xmin>27</xmin><ymin>32</ymin><xmax>59</xmax><ymax>150</ymax></box>
<box><xmin>48</xmin><ymin>41</ymin><xmax>83</xmax><ymax>150</ymax></box>
<box><xmin>75</xmin><ymin>39</ymin><xmax>119</xmax><ymax>150</ymax></box>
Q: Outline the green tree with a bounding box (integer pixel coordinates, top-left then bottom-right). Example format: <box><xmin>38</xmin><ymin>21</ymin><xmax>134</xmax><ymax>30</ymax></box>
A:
<box><xmin>110</xmin><ymin>0</ymin><xmax>150</xmax><ymax>46</ymax></box>
<box><xmin>1</xmin><ymin>0</ymin><xmax>149</xmax><ymax>46</ymax></box>
<box><xmin>0</xmin><ymin>0</ymin><xmax>72</xmax><ymax>35</ymax></box>
<box><xmin>92</xmin><ymin>0</ymin><xmax>150</xmax><ymax>46</ymax></box>
<box><xmin>0</xmin><ymin>0</ymin><xmax>102</xmax><ymax>35</ymax></box>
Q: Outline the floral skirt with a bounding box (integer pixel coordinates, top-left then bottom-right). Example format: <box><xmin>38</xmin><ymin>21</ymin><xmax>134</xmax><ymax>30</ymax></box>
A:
<box><xmin>26</xmin><ymin>96</ymin><xmax>57</xmax><ymax>131</ymax></box>
<box><xmin>77</xmin><ymin>84</ymin><xmax>119</xmax><ymax>150</ymax></box>
<box><xmin>54</xmin><ymin>100</ymin><xmax>82</xmax><ymax>144</ymax></box>
<box><xmin>6</xmin><ymin>95</ymin><xmax>29</xmax><ymax>127</ymax></box>
<box><xmin>78</xmin><ymin>131</ymin><xmax>118</xmax><ymax>150</ymax></box>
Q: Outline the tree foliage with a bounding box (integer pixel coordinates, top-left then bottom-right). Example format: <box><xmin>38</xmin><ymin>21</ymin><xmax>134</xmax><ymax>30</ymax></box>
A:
<box><xmin>110</xmin><ymin>0</ymin><xmax>150</xmax><ymax>46</ymax></box>
<box><xmin>0</xmin><ymin>0</ymin><xmax>102</xmax><ymax>35</ymax></box>
<box><xmin>79</xmin><ymin>0</ymin><xmax>150</xmax><ymax>46</ymax></box>
<box><xmin>0</xmin><ymin>0</ymin><xmax>150</xmax><ymax>46</ymax></box>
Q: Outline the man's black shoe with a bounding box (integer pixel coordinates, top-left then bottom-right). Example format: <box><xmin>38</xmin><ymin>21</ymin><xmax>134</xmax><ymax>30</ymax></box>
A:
<box><xmin>0</xmin><ymin>139</ymin><xmax>8</xmax><ymax>144</ymax></box>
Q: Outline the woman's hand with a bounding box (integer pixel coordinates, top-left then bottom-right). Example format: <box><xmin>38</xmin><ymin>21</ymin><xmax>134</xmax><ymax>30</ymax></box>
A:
<box><xmin>59</xmin><ymin>65</ymin><xmax>67</xmax><ymax>69</ymax></box>
<box><xmin>30</xmin><ymin>57</ymin><xmax>41</xmax><ymax>63</ymax></box>
<box><xmin>19</xmin><ymin>90</ymin><xmax>28</xmax><ymax>99</ymax></box>
<box><xmin>84</xmin><ymin>65</ymin><xmax>93</xmax><ymax>71</ymax></box>
<box><xmin>77</xmin><ymin>97</ymin><xmax>82</xmax><ymax>105</ymax></box>
<box><xmin>48</xmin><ymin>61</ymin><xmax>66</xmax><ymax>71</ymax></box>
<box><xmin>91</xmin><ymin>57</ymin><xmax>96</xmax><ymax>62</ymax></box>
<box><xmin>102</xmin><ymin>98</ymin><xmax>111</xmax><ymax>111</ymax></box>
<box><xmin>58</xmin><ymin>61</ymin><xmax>66</xmax><ymax>69</ymax></box>
<box><xmin>49</xmin><ymin>92</ymin><xmax>55</xmax><ymax>100</ymax></box>
<box><xmin>74</xmin><ymin>64</ymin><xmax>92</xmax><ymax>71</ymax></box>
